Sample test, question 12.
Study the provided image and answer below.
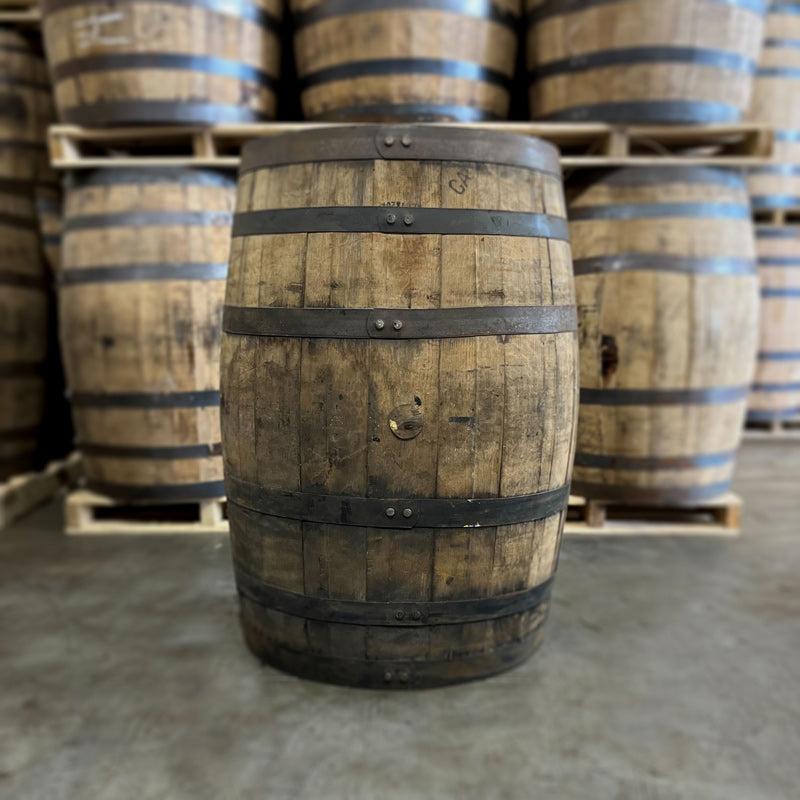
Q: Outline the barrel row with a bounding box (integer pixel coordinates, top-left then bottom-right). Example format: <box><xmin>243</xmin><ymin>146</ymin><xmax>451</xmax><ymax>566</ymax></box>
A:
<box><xmin>37</xmin><ymin>0</ymin><xmax>770</xmax><ymax>124</ymax></box>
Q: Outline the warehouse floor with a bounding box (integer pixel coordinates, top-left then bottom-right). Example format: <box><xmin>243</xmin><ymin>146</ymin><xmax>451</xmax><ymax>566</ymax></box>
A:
<box><xmin>0</xmin><ymin>440</ymin><xmax>798</xmax><ymax>800</ymax></box>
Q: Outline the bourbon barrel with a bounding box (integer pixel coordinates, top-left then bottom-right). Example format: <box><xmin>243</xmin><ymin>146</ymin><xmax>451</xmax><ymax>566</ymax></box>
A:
<box><xmin>221</xmin><ymin>126</ymin><xmax>578</xmax><ymax>688</ymax></box>
<box><xmin>290</xmin><ymin>0</ymin><xmax>521</xmax><ymax>121</ymax></box>
<box><xmin>527</xmin><ymin>0</ymin><xmax>766</xmax><ymax>123</ymax></box>
<box><xmin>60</xmin><ymin>169</ymin><xmax>235</xmax><ymax>503</ymax></box>
<box><xmin>569</xmin><ymin>167</ymin><xmax>759</xmax><ymax>505</ymax></box>
<box><xmin>748</xmin><ymin>3</ymin><xmax>800</xmax><ymax>210</ymax></box>
<box><xmin>0</xmin><ymin>180</ymin><xmax>48</xmax><ymax>480</ymax></box>
<box><xmin>41</xmin><ymin>0</ymin><xmax>282</xmax><ymax>125</ymax></box>
<box><xmin>749</xmin><ymin>225</ymin><xmax>800</xmax><ymax>423</ymax></box>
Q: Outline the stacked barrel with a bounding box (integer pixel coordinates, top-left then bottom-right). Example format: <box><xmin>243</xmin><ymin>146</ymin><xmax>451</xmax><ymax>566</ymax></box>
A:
<box><xmin>38</xmin><ymin>0</ymin><xmax>283</xmax><ymax>502</ymax></box>
<box><xmin>747</xmin><ymin>2</ymin><xmax>800</xmax><ymax>425</ymax></box>
<box><xmin>522</xmin><ymin>0</ymin><xmax>767</xmax><ymax>505</ymax></box>
<box><xmin>0</xmin><ymin>27</ymin><xmax>62</xmax><ymax>479</ymax></box>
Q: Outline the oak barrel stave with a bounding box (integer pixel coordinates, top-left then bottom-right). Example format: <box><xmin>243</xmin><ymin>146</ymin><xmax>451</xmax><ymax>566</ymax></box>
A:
<box><xmin>221</xmin><ymin>125</ymin><xmax>578</xmax><ymax>688</ymax></box>
<box><xmin>749</xmin><ymin>225</ymin><xmax>800</xmax><ymax>421</ymax></box>
<box><xmin>570</xmin><ymin>167</ymin><xmax>759</xmax><ymax>505</ymax></box>
<box><xmin>41</xmin><ymin>0</ymin><xmax>283</xmax><ymax>125</ymax></box>
<box><xmin>60</xmin><ymin>169</ymin><xmax>235</xmax><ymax>503</ymax></box>
<box><xmin>526</xmin><ymin>0</ymin><xmax>766</xmax><ymax>123</ymax></box>
<box><xmin>290</xmin><ymin>0</ymin><xmax>521</xmax><ymax>121</ymax></box>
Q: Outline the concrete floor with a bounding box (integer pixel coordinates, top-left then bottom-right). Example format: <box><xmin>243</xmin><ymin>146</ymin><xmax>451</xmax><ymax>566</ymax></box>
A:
<box><xmin>0</xmin><ymin>441</ymin><xmax>798</xmax><ymax>800</ymax></box>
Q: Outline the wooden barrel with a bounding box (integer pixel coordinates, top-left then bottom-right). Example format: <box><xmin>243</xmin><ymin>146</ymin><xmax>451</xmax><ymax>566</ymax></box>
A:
<box><xmin>749</xmin><ymin>225</ymin><xmax>800</xmax><ymax>422</ymax></box>
<box><xmin>0</xmin><ymin>29</ymin><xmax>53</xmax><ymax>184</ymax></box>
<box><xmin>0</xmin><ymin>180</ymin><xmax>48</xmax><ymax>480</ymax></box>
<box><xmin>0</xmin><ymin>30</ymin><xmax>61</xmax><ymax>274</ymax></box>
<box><xmin>221</xmin><ymin>126</ymin><xmax>578</xmax><ymax>688</ymax></box>
<box><xmin>290</xmin><ymin>0</ymin><xmax>521</xmax><ymax>121</ymax></box>
<box><xmin>41</xmin><ymin>0</ymin><xmax>282</xmax><ymax>125</ymax></box>
<box><xmin>569</xmin><ymin>167</ymin><xmax>759</xmax><ymax>505</ymax></box>
<box><xmin>526</xmin><ymin>0</ymin><xmax>766</xmax><ymax>122</ymax></box>
<box><xmin>748</xmin><ymin>3</ymin><xmax>800</xmax><ymax>210</ymax></box>
<box><xmin>60</xmin><ymin>169</ymin><xmax>235</xmax><ymax>503</ymax></box>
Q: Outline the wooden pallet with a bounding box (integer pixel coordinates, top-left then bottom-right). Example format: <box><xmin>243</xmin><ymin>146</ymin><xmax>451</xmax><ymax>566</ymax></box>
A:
<box><xmin>64</xmin><ymin>490</ymin><xmax>228</xmax><ymax>535</ymax></box>
<box><xmin>753</xmin><ymin>208</ymin><xmax>800</xmax><ymax>225</ymax></box>
<box><xmin>743</xmin><ymin>414</ymin><xmax>800</xmax><ymax>439</ymax></box>
<box><xmin>563</xmin><ymin>492</ymin><xmax>742</xmax><ymax>536</ymax></box>
<box><xmin>0</xmin><ymin>452</ymin><xmax>83</xmax><ymax>530</ymax></box>
<box><xmin>48</xmin><ymin>122</ymin><xmax>775</xmax><ymax>170</ymax></box>
<box><xmin>0</xmin><ymin>0</ymin><xmax>40</xmax><ymax>25</ymax></box>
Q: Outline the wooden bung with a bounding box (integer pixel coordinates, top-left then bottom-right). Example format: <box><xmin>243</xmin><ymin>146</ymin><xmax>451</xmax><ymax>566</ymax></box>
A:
<box><xmin>40</xmin><ymin>0</ymin><xmax>283</xmax><ymax>125</ymax></box>
<box><xmin>749</xmin><ymin>225</ymin><xmax>800</xmax><ymax>423</ymax></box>
<box><xmin>748</xmin><ymin>3</ymin><xmax>800</xmax><ymax>210</ymax></box>
<box><xmin>290</xmin><ymin>0</ymin><xmax>521</xmax><ymax>121</ymax></box>
<box><xmin>569</xmin><ymin>167</ymin><xmax>759</xmax><ymax>505</ymax></box>
<box><xmin>221</xmin><ymin>125</ymin><xmax>578</xmax><ymax>688</ymax></box>
<box><xmin>526</xmin><ymin>0</ymin><xmax>766</xmax><ymax>123</ymax></box>
<box><xmin>60</xmin><ymin>169</ymin><xmax>235</xmax><ymax>503</ymax></box>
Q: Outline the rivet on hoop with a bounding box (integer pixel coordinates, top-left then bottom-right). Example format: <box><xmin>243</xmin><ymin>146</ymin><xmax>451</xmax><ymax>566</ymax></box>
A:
<box><xmin>386</xmin><ymin>213</ymin><xmax>397</xmax><ymax>224</ymax></box>
<box><xmin>402</xmin><ymin>507</ymin><xmax>412</xmax><ymax>517</ymax></box>
<box><xmin>384</xmin><ymin>136</ymin><xmax>395</xmax><ymax>146</ymax></box>
<box><xmin>374</xmin><ymin>319</ymin><xmax>385</xmax><ymax>330</ymax></box>
<box><xmin>401</xmin><ymin>135</ymin><xmax>412</xmax><ymax>147</ymax></box>
<box><xmin>411</xmin><ymin>610</ymin><xmax>421</xmax><ymax>620</ymax></box>
<box><xmin>384</xmin><ymin>671</ymin><xmax>393</xmax><ymax>682</ymax></box>
<box><xmin>392</xmin><ymin>320</ymin><xmax>403</xmax><ymax>331</ymax></box>
<box><xmin>398</xmin><ymin>671</ymin><xmax>410</xmax><ymax>682</ymax></box>
<box><xmin>403</xmin><ymin>214</ymin><xmax>414</xmax><ymax>226</ymax></box>
<box><xmin>385</xmin><ymin>507</ymin><xmax>396</xmax><ymax>518</ymax></box>
<box><xmin>395</xmin><ymin>610</ymin><xmax>405</xmax><ymax>620</ymax></box>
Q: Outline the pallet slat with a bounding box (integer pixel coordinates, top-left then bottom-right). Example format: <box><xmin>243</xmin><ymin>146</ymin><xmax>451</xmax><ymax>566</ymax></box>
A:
<box><xmin>564</xmin><ymin>492</ymin><xmax>742</xmax><ymax>537</ymax></box>
<box><xmin>64</xmin><ymin>490</ymin><xmax>228</xmax><ymax>535</ymax></box>
<box><xmin>47</xmin><ymin>122</ymin><xmax>775</xmax><ymax>170</ymax></box>
<box><xmin>0</xmin><ymin>453</ymin><xmax>83</xmax><ymax>530</ymax></box>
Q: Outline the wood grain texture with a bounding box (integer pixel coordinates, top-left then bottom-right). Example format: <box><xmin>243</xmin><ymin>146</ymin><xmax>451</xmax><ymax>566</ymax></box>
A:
<box><xmin>41</xmin><ymin>0</ymin><xmax>282</xmax><ymax>125</ymax></box>
<box><xmin>290</xmin><ymin>0</ymin><xmax>521</xmax><ymax>121</ymax></box>
<box><xmin>526</xmin><ymin>0</ymin><xmax>765</xmax><ymax>122</ymax></box>
<box><xmin>222</xmin><ymin>125</ymin><xmax>578</xmax><ymax>688</ymax></box>
<box><xmin>748</xmin><ymin>225</ymin><xmax>800</xmax><ymax>422</ymax></box>
<box><xmin>569</xmin><ymin>166</ymin><xmax>759</xmax><ymax>506</ymax></box>
<box><xmin>60</xmin><ymin>168</ymin><xmax>235</xmax><ymax>502</ymax></box>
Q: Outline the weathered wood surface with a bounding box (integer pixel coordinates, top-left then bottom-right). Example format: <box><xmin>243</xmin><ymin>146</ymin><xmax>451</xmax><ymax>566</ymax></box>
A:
<box><xmin>290</xmin><ymin>0</ymin><xmax>521</xmax><ymax>121</ymax></box>
<box><xmin>60</xmin><ymin>168</ymin><xmax>235</xmax><ymax>503</ymax></box>
<box><xmin>221</xmin><ymin>125</ymin><xmax>578</xmax><ymax>688</ymax></box>
<box><xmin>748</xmin><ymin>225</ymin><xmax>800</xmax><ymax>424</ymax></box>
<box><xmin>569</xmin><ymin>166</ymin><xmax>759</xmax><ymax>506</ymax></box>
<box><xmin>748</xmin><ymin>5</ymin><xmax>800</xmax><ymax>210</ymax></box>
<box><xmin>526</xmin><ymin>0</ymin><xmax>766</xmax><ymax>123</ymax></box>
<box><xmin>41</xmin><ymin>0</ymin><xmax>282</xmax><ymax>125</ymax></box>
